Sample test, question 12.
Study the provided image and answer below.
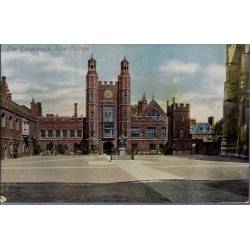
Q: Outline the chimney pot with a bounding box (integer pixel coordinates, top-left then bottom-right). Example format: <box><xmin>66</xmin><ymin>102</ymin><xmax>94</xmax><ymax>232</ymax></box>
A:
<box><xmin>74</xmin><ymin>103</ymin><xmax>78</xmax><ymax>117</ymax></box>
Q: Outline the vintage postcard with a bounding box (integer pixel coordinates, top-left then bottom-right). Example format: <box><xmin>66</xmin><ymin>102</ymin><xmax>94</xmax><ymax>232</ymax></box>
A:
<box><xmin>0</xmin><ymin>44</ymin><xmax>249</xmax><ymax>203</ymax></box>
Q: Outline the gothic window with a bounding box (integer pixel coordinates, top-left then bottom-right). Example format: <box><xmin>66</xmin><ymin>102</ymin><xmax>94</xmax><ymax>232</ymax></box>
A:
<box><xmin>1</xmin><ymin>113</ymin><xmax>6</xmax><ymax>127</ymax></box>
<box><xmin>161</xmin><ymin>127</ymin><xmax>166</xmax><ymax>137</ymax></box>
<box><xmin>147</xmin><ymin>127</ymin><xmax>156</xmax><ymax>138</ymax></box>
<box><xmin>123</xmin><ymin>93</ymin><xmax>128</xmax><ymax>102</ymax></box>
<box><xmin>22</xmin><ymin>120</ymin><xmax>30</xmax><ymax>136</ymax></box>
<box><xmin>179</xmin><ymin>129</ymin><xmax>184</xmax><ymax>139</ymax></box>
<box><xmin>102</xmin><ymin>106</ymin><xmax>115</xmax><ymax>138</ymax></box>
<box><xmin>77</xmin><ymin>130</ymin><xmax>82</xmax><ymax>138</ymax></box>
<box><xmin>9</xmin><ymin>116</ymin><xmax>13</xmax><ymax>129</ymax></box>
<box><xmin>55</xmin><ymin>130</ymin><xmax>60</xmax><ymax>138</ymax></box>
<box><xmin>40</xmin><ymin>130</ymin><xmax>46</xmax><ymax>138</ymax></box>
<box><xmin>48</xmin><ymin>130</ymin><xmax>53</xmax><ymax>138</ymax></box>
<box><xmin>63</xmin><ymin>130</ymin><xmax>68</xmax><ymax>138</ymax></box>
<box><xmin>70</xmin><ymin>130</ymin><xmax>75</xmax><ymax>137</ymax></box>
<box><xmin>15</xmin><ymin>118</ymin><xmax>19</xmax><ymax>130</ymax></box>
<box><xmin>131</xmin><ymin>127</ymin><xmax>140</xmax><ymax>137</ymax></box>
<box><xmin>148</xmin><ymin>109</ymin><xmax>159</xmax><ymax>117</ymax></box>
<box><xmin>180</xmin><ymin>115</ymin><xmax>184</xmax><ymax>121</ymax></box>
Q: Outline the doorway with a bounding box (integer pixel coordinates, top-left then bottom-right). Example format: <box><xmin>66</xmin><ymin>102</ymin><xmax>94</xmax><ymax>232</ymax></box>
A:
<box><xmin>103</xmin><ymin>141</ymin><xmax>114</xmax><ymax>155</ymax></box>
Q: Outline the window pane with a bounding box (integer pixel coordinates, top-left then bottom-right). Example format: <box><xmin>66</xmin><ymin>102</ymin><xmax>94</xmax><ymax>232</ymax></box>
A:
<box><xmin>147</xmin><ymin>127</ymin><xmax>156</xmax><ymax>138</ymax></box>
<box><xmin>70</xmin><ymin>130</ymin><xmax>75</xmax><ymax>137</ymax></box>
<box><xmin>131</xmin><ymin>127</ymin><xmax>140</xmax><ymax>137</ymax></box>
<box><xmin>48</xmin><ymin>130</ymin><xmax>53</xmax><ymax>137</ymax></box>
<box><xmin>40</xmin><ymin>130</ymin><xmax>45</xmax><ymax>138</ymax></box>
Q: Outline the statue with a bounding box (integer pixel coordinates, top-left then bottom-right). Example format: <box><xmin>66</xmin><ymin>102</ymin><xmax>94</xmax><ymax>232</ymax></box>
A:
<box><xmin>118</xmin><ymin>134</ymin><xmax>127</xmax><ymax>148</ymax></box>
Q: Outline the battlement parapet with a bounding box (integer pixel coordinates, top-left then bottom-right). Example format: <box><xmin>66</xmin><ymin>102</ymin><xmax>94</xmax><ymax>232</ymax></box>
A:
<box><xmin>98</xmin><ymin>80</ymin><xmax>117</xmax><ymax>86</ymax></box>
<box><xmin>167</xmin><ymin>103</ymin><xmax>190</xmax><ymax>113</ymax></box>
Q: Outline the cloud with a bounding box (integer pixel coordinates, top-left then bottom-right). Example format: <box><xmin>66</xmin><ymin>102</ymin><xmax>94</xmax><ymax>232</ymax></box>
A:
<box><xmin>175</xmin><ymin>63</ymin><xmax>225</xmax><ymax>122</ymax></box>
<box><xmin>200</xmin><ymin>63</ymin><xmax>225</xmax><ymax>96</ymax></box>
<box><xmin>158</xmin><ymin>60</ymin><xmax>201</xmax><ymax>75</ymax></box>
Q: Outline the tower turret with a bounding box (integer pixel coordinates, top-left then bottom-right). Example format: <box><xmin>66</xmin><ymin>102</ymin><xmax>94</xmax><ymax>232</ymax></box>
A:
<box><xmin>86</xmin><ymin>55</ymin><xmax>99</xmax><ymax>151</ymax></box>
<box><xmin>118</xmin><ymin>57</ymin><xmax>131</xmax><ymax>148</ymax></box>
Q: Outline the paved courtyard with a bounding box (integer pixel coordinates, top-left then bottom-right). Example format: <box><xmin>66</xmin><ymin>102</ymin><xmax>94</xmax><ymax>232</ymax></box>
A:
<box><xmin>1</xmin><ymin>155</ymin><xmax>249</xmax><ymax>203</ymax></box>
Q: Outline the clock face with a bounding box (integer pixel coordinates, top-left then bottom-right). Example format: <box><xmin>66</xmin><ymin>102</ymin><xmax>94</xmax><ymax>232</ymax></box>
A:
<box><xmin>104</xmin><ymin>90</ymin><xmax>113</xmax><ymax>99</ymax></box>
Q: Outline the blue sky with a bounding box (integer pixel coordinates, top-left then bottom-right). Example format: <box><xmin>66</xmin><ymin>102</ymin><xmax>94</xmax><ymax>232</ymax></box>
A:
<box><xmin>1</xmin><ymin>44</ymin><xmax>226</xmax><ymax>122</ymax></box>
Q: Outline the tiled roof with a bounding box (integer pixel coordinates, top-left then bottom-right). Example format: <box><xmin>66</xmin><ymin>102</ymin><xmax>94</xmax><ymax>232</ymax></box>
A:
<box><xmin>191</xmin><ymin>122</ymin><xmax>214</xmax><ymax>135</ymax></box>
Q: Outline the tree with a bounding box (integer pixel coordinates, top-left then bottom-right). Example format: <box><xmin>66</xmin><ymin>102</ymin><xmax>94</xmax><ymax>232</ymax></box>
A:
<box><xmin>56</xmin><ymin>144</ymin><xmax>65</xmax><ymax>154</ymax></box>
<box><xmin>32</xmin><ymin>138</ymin><xmax>42</xmax><ymax>155</ymax></box>
<box><xmin>131</xmin><ymin>104</ymin><xmax>138</xmax><ymax>116</ymax></box>
<box><xmin>214</xmin><ymin>118</ymin><xmax>223</xmax><ymax>139</ymax></box>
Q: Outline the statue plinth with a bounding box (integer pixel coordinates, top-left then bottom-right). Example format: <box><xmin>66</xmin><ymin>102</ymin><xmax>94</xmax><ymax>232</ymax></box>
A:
<box><xmin>119</xmin><ymin>147</ymin><xmax>126</xmax><ymax>157</ymax></box>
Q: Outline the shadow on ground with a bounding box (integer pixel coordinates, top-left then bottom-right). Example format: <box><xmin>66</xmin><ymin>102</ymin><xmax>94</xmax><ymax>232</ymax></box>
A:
<box><xmin>1</xmin><ymin>179</ymin><xmax>249</xmax><ymax>204</ymax></box>
<box><xmin>171</xmin><ymin>155</ymin><xmax>249</xmax><ymax>163</ymax></box>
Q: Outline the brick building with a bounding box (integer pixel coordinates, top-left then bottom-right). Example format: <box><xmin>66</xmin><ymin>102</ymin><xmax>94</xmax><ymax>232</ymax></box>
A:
<box><xmin>85</xmin><ymin>56</ymin><xmax>169</xmax><ymax>154</ymax></box>
<box><xmin>166</xmin><ymin>97</ymin><xmax>193</xmax><ymax>154</ymax></box>
<box><xmin>0</xmin><ymin>76</ymin><xmax>38</xmax><ymax>159</ymax></box>
<box><xmin>0</xmin><ymin>76</ymin><xmax>84</xmax><ymax>159</ymax></box>
<box><xmin>1</xmin><ymin>55</ymin><xmax>192</xmax><ymax>159</ymax></box>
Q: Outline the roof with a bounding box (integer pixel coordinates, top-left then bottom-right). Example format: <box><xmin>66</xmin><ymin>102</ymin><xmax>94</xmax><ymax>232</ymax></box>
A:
<box><xmin>142</xmin><ymin>98</ymin><xmax>166</xmax><ymax>117</ymax></box>
<box><xmin>191</xmin><ymin>123</ymin><xmax>214</xmax><ymax>135</ymax></box>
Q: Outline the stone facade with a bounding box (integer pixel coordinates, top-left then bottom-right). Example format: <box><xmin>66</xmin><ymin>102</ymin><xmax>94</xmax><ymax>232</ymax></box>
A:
<box><xmin>221</xmin><ymin>44</ymin><xmax>249</xmax><ymax>157</ymax></box>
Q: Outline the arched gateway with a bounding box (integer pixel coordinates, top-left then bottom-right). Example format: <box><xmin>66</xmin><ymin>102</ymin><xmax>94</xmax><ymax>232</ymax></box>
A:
<box><xmin>103</xmin><ymin>141</ymin><xmax>114</xmax><ymax>155</ymax></box>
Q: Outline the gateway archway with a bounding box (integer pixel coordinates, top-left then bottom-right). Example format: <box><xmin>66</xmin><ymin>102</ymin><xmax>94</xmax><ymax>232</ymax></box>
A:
<box><xmin>103</xmin><ymin>141</ymin><xmax>114</xmax><ymax>155</ymax></box>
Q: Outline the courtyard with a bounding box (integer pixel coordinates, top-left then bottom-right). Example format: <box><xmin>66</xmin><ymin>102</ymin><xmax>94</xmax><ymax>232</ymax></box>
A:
<box><xmin>1</xmin><ymin>155</ymin><xmax>249</xmax><ymax>203</ymax></box>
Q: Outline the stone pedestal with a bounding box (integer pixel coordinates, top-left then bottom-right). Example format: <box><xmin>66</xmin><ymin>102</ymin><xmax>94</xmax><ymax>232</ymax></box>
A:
<box><xmin>119</xmin><ymin>147</ymin><xmax>126</xmax><ymax>157</ymax></box>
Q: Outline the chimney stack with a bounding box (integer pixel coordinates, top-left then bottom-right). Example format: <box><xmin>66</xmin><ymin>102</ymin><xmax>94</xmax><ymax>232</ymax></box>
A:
<box><xmin>208</xmin><ymin>116</ymin><xmax>214</xmax><ymax>126</ymax></box>
<box><xmin>74</xmin><ymin>103</ymin><xmax>78</xmax><ymax>117</ymax></box>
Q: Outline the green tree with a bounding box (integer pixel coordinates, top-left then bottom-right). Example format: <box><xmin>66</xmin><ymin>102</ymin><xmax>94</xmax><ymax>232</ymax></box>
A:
<box><xmin>32</xmin><ymin>138</ymin><xmax>42</xmax><ymax>155</ymax></box>
<box><xmin>131</xmin><ymin>104</ymin><xmax>138</xmax><ymax>116</ymax></box>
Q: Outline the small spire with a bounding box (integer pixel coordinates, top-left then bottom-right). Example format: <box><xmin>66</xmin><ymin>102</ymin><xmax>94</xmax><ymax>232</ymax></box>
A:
<box><xmin>152</xmin><ymin>95</ymin><xmax>155</xmax><ymax>100</ymax></box>
<box><xmin>91</xmin><ymin>53</ymin><xmax>93</xmax><ymax>59</ymax></box>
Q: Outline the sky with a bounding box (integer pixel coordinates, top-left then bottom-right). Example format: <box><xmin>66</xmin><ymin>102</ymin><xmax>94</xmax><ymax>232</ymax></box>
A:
<box><xmin>1</xmin><ymin>44</ymin><xmax>226</xmax><ymax>122</ymax></box>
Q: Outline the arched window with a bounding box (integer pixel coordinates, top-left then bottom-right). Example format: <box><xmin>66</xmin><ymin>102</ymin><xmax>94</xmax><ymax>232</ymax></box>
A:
<box><xmin>1</xmin><ymin>113</ymin><xmax>6</xmax><ymax>127</ymax></box>
<box><xmin>179</xmin><ymin>129</ymin><xmax>184</xmax><ymax>139</ymax></box>
<box><xmin>148</xmin><ymin>109</ymin><xmax>159</xmax><ymax>117</ymax></box>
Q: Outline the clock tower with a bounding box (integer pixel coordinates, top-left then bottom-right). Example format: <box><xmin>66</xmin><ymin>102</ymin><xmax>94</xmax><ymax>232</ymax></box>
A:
<box><xmin>118</xmin><ymin>57</ymin><xmax>131</xmax><ymax>148</ymax></box>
